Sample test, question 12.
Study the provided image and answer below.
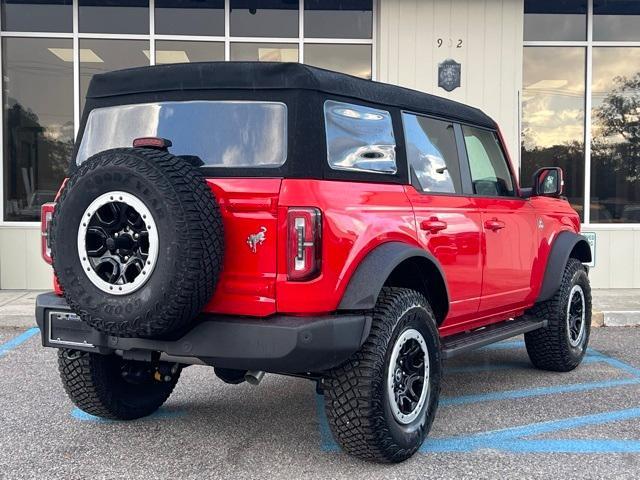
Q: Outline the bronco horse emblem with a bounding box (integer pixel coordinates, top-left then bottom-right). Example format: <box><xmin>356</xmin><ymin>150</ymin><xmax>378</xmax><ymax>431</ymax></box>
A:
<box><xmin>247</xmin><ymin>227</ymin><xmax>267</xmax><ymax>253</ymax></box>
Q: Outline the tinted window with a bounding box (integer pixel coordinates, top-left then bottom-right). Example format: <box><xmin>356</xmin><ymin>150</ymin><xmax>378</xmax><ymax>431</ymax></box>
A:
<box><xmin>230</xmin><ymin>43</ymin><xmax>298</xmax><ymax>62</ymax></box>
<box><xmin>402</xmin><ymin>113</ymin><xmax>461</xmax><ymax>194</ymax></box>
<box><xmin>521</xmin><ymin>46</ymin><xmax>585</xmax><ymax>218</ymax></box>
<box><xmin>155</xmin><ymin>0</ymin><xmax>224</xmax><ymax>36</ymax></box>
<box><xmin>229</xmin><ymin>0</ymin><xmax>298</xmax><ymax>38</ymax></box>
<box><xmin>590</xmin><ymin>47</ymin><xmax>640</xmax><ymax>222</ymax></box>
<box><xmin>304</xmin><ymin>0</ymin><xmax>372</xmax><ymax>39</ymax></box>
<box><xmin>524</xmin><ymin>0</ymin><xmax>587</xmax><ymax>41</ymax></box>
<box><xmin>1</xmin><ymin>0</ymin><xmax>72</xmax><ymax>32</ymax></box>
<box><xmin>304</xmin><ymin>44</ymin><xmax>371</xmax><ymax>79</ymax></box>
<box><xmin>77</xmin><ymin>101</ymin><xmax>287</xmax><ymax>168</ymax></box>
<box><xmin>2</xmin><ymin>37</ymin><xmax>74</xmax><ymax>221</ymax></box>
<box><xmin>79</xmin><ymin>0</ymin><xmax>149</xmax><ymax>34</ymax></box>
<box><xmin>155</xmin><ymin>40</ymin><xmax>224</xmax><ymax>64</ymax></box>
<box><xmin>324</xmin><ymin>100</ymin><xmax>396</xmax><ymax>174</ymax></box>
<box><xmin>594</xmin><ymin>0</ymin><xmax>640</xmax><ymax>41</ymax></box>
<box><xmin>463</xmin><ymin>126</ymin><xmax>515</xmax><ymax>197</ymax></box>
<box><xmin>79</xmin><ymin>39</ymin><xmax>149</xmax><ymax>113</ymax></box>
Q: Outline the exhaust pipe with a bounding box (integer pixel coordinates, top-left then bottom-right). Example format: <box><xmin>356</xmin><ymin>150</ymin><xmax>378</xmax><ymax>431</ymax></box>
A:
<box><xmin>244</xmin><ymin>370</ymin><xmax>265</xmax><ymax>386</ymax></box>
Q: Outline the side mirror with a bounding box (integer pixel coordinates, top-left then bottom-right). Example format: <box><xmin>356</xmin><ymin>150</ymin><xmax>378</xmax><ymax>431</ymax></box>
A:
<box><xmin>532</xmin><ymin>167</ymin><xmax>563</xmax><ymax>197</ymax></box>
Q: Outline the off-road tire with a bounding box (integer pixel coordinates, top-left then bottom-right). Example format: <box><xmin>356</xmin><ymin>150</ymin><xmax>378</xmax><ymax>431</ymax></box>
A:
<box><xmin>58</xmin><ymin>349</ymin><xmax>180</xmax><ymax>420</ymax></box>
<box><xmin>322</xmin><ymin>287</ymin><xmax>441</xmax><ymax>463</ymax></box>
<box><xmin>51</xmin><ymin>148</ymin><xmax>223</xmax><ymax>339</ymax></box>
<box><xmin>525</xmin><ymin>258</ymin><xmax>592</xmax><ymax>371</ymax></box>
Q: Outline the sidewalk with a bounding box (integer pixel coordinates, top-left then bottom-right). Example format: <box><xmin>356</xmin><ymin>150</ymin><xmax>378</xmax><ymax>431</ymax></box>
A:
<box><xmin>0</xmin><ymin>289</ymin><xmax>638</xmax><ymax>329</ymax></box>
<box><xmin>0</xmin><ymin>290</ymin><xmax>45</xmax><ymax>328</ymax></box>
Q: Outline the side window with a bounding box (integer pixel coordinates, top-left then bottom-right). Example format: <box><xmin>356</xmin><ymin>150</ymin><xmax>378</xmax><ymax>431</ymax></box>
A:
<box><xmin>463</xmin><ymin>125</ymin><xmax>515</xmax><ymax>197</ymax></box>
<box><xmin>324</xmin><ymin>100</ymin><xmax>397</xmax><ymax>174</ymax></box>
<box><xmin>402</xmin><ymin>113</ymin><xmax>462</xmax><ymax>194</ymax></box>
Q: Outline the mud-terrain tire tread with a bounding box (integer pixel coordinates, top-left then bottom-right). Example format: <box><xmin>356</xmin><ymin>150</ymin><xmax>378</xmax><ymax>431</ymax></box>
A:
<box><xmin>51</xmin><ymin>148</ymin><xmax>224</xmax><ymax>338</ymax></box>
<box><xmin>525</xmin><ymin>258</ymin><xmax>592</xmax><ymax>372</ymax></box>
<box><xmin>58</xmin><ymin>349</ymin><xmax>180</xmax><ymax>420</ymax></box>
<box><xmin>323</xmin><ymin>287</ymin><xmax>441</xmax><ymax>463</ymax></box>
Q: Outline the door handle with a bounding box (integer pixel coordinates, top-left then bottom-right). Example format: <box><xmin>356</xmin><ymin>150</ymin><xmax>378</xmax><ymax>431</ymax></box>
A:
<box><xmin>420</xmin><ymin>217</ymin><xmax>448</xmax><ymax>234</ymax></box>
<box><xmin>484</xmin><ymin>218</ymin><xmax>506</xmax><ymax>231</ymax></box>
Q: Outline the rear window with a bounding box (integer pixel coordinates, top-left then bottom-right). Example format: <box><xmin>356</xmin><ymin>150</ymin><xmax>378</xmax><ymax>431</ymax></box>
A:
<box><xmin>76</xmin><ymin>101</ymin><xmax>287</xmax><ymax>168</ymax></box>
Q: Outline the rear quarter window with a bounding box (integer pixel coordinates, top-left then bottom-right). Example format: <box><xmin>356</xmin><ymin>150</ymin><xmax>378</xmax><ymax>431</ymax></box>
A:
<box><xmin>324</xmin><ymin>100</ymin><xmax>397</xmax><ymax>174</ymax></box>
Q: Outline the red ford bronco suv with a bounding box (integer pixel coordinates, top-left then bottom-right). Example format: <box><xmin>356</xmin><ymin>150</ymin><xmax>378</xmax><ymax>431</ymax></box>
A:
<box><xmin>36</xmin><ymin>62</ymin><xmax>592</xmax><ymax>463</ymax></box>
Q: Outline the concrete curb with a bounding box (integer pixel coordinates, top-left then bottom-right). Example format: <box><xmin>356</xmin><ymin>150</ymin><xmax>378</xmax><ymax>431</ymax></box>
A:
<box><xmin>592</xmin><ymin>310</ymin><xmax>640</xmax><ymax>328</ymax></box>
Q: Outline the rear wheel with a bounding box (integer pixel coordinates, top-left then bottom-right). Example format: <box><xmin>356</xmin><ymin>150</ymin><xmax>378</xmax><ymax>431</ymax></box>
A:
<box><xmin>525</xmin><ymin>258</ymin><xmax>592</xmax><ymax>372</ymax></box>
<box><xmin>322</xmin><ymin>288</ymin><xmax>442</xmax><ymax>463</ymax></box>
<box><xmin>58</xmin><ymin>349</ymin><xmax>181</xmax><ymax>420</ymax></box>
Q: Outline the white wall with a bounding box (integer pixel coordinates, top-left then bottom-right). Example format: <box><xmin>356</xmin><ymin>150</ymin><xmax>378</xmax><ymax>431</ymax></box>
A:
<box><xmin>0</xmin><ymin>226</ymin><xmax>52</xmax><ymax>289</ymax></box>
<box><xmin>377</xmin><ymin>0</ymin><xmax>524</xmax><ymax>167</ymax></box>
<box><xmin>582</xmin><ymin>227</ymin><xmax>640</xmax><ymax>289</ymax></box>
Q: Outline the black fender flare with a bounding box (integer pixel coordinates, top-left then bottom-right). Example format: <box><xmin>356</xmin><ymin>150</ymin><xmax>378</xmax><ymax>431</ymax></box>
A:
<box><xmin>537</xmin><ymin>231</ymin><xmax>592</xmax><ymax>303</ymax></box>
<box><xmin>338</xmin><ymin>241</ymin><xmax>449</xmax><ymax>311</ymax></box>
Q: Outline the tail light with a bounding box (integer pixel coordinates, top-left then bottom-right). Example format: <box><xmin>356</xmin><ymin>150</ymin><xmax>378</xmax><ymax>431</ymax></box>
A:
<box><xmin>287</xmin><ymin>207</ymin><xmax>322</xmax><ymax>281</ymax></box>
<box><xmin>41</xmin><ymin>203</ymin><xmax>55</xmax><ymax>264</ymax></box>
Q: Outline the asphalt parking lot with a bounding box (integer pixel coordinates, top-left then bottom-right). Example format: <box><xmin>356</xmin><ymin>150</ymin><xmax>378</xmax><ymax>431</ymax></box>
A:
<box><xmin>1</xmin><ymin>326</ymin><xmax>640</xmax><ymax>480</ymax></box>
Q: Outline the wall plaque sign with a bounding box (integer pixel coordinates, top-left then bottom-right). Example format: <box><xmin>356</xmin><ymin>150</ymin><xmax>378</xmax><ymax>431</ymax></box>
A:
<box><xmin>438</xmin><ymin>58</ymin><xmax>461</xmax><ymax>92</ymax></box>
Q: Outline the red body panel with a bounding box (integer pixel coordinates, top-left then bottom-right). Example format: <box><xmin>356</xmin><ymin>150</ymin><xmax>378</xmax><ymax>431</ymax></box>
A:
<box><xmin>276</xmin><ymin>179</ymin><xmax>418</xmax><ymax>314</ymax></box>
<box><xmin>202</xmin><ymin>178</ymin><xmax>282</xmax><ymax>317</ymax></box>
<box><xmin>403</xmin><ymin>187</ymin><xmax>483</xmax><ymax>326</ymax></box>
<box><xmin>50</xmin><ymin>161</ymin><xmax>581</xmax><ymax>336</ymax></box>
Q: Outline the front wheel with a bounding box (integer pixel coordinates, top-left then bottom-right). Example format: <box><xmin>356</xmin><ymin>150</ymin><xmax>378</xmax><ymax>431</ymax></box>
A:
<box><xmin>525</xmin><ymin>258</ymin><xmax>592</xmax><ymax>372</ymax></box>
<box><xmin>322</xmin><ymin>288</ymin><xmax>442</xmax><ymax>463</ymax></box>
<box><xmin>58</xmin><ymin>349</ymin><xmax>181</xmax><ymax>420</ymax></box>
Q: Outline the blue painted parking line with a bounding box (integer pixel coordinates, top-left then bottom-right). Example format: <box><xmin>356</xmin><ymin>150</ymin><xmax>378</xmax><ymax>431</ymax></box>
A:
<box><xmin>0</xmin><ymin>327</ymin><xmax>39</xmax><ymax>358</ymax></box>
<box><xmin>315</xmin><ymin>394</ymin><xmax>340</xmax><ymax>452</ymax></box>
<box><xmin>445</xmin><ymin>355</ymin><xmax>600</xmax><ymax>375</ymax></box>
<box><xmin>421</xmin><ymin>407</ymin><xmax>640</xmax><ymax>453</ymax></box>
<box><xmin>71</xmin><ymin>407</ymin><xmax>185</xmax><ymax>423</ymax></box>
<box><xmin>316</xmin><ymin>341</ymin><xmax>640</xmax><ymax>454</ymax></box>
<box><xmin>441</xmin><ymin>377</ymin><xmax>640</xmax><ymax>406</ymax></box>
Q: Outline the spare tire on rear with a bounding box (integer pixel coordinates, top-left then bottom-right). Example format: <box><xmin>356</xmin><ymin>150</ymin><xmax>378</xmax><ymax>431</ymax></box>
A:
<box><xmin>51</xmin><ymin>147</ymin><xmax>224</xmax><ymax>339</ymax></box>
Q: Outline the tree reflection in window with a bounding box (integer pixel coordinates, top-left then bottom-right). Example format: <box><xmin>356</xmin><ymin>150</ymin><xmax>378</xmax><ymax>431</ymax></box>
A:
<box><xmin>591</xmin><ymin>47</ymin><xmax>640</xmax><ymax>222</ymax></box>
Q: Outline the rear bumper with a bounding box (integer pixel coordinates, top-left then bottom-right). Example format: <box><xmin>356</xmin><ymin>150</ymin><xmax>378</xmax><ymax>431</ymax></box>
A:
<box><xmin>35</xmin><ymin>292</ymin><xmax>371</xmax><ymax>373</ymax></box>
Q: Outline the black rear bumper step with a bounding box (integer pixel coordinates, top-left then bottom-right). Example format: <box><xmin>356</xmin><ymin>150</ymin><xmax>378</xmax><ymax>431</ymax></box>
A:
<box><xmin>35</xmin><ymin>292</ymin><xmax>372</xmax><ymax>373</ymax></box>
<box><xmin>442</xmin><ymin>316</ymin><xmax>546</xmax><ymax>359</ymax></box>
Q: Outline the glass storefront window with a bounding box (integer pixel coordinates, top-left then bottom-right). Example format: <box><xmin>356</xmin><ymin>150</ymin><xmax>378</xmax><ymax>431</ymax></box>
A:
<box><xmin>155</xmin><ymin>0</ymin><xmax>224</xmax><ymax>37</ymax></box>
<box><xmin>591</xmin><ymin>47</ymin><xmax>640</xmax><ymax>223</ymax></box>
<box><xmin>2</xmin><ymin>37</ymin><xmax>73</xmax><ymax>221</ymax></box>
<box><xmin>304</xmin><ymin>0</ymin><xmax>372</xmax><ymax>39</ymax></box>
<box><xmin>304</xmin><ymin>44</ymin><xmax>371</xmax><ymax>79</ymax></box>
<box><xmin>594</xmin><ymin>1</ymin><xmax>640</xmax><ymax>41</ymax></box>
<box><xmin>155</xmin><ymin>41</ymin><xmax>224</xmax><ymax>64</ymax></box>
<box><xmin>1</xmin><ymin>0</ymin><xmax>72</xmax><ymax>32</ymax></box>
<box><xmin>521</xmin><ymin>47</ymin><xmax>586</xmax><ymax>218</ymax></box>
<box><xmin>230</xmin><ymin>43</ymin><xmax>298</xmax><ymax>62</ymax></box>
<box><xmin>524</xmin><ymin>0</ymin><xmax>587</xmax><ymax>42</ymax></box>
<box><xmin>79</xmin><ymin>0</ymin><xmax>149</xmax><ymax>34</ymax></box>
<box><xmin>0</xmin><ymin>4</ymin><xmax>373</xmax><ymax>221</ymax></box>
<box><xmin>79</xmin><ymin>39</ymin><xmax>149</xmax><ymax>112</ymax></box>
<box><xmin>229</xmin><ymin>0</ymin><xmax>298</xmax><ymax>38</ymax></box>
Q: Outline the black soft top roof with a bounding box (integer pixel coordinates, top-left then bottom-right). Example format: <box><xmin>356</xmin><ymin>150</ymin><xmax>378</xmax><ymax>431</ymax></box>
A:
<box><xmin>87</xmin><ymin>62</ymin><xmax>497</xmax><ymax>129</ymax></box>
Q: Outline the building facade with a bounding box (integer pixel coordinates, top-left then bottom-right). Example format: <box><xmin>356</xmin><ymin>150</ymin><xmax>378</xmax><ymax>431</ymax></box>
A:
<box><xmin>0</xmin><ymin>0</ymin><xmax>638</xmax><ymax>289</ymax></box>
